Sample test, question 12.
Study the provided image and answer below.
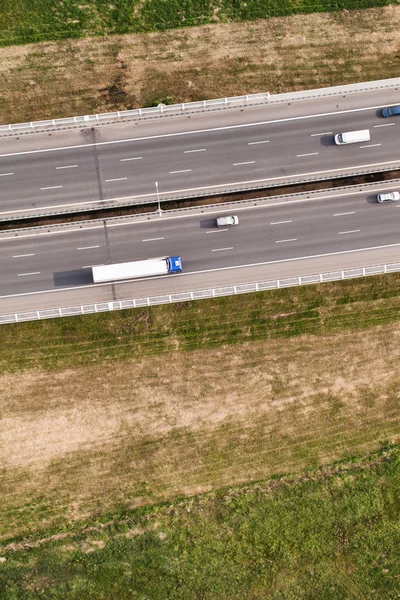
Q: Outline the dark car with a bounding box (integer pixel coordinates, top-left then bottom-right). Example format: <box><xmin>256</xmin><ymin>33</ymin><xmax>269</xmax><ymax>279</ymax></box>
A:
<box><xmin>382</xmin><ymin>106</ymin><xmax>400</xmax><ymax>118</ymax></box>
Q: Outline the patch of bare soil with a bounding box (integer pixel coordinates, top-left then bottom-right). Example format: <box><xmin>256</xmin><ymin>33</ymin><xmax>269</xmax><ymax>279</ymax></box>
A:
<box><xmin>1</xmin><ymin>322</ymin><xmax>400</xmax><ymax>540</ymax></box>
<box><xmin>0</xmin><ymin>7</ymin><xmax>400</xmax><ymax>124</ymax></box>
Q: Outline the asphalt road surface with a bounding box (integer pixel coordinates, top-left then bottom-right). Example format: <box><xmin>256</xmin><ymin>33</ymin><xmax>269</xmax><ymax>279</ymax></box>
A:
<box><xmin>1</xmin><ymin>87</ymin><xmax>400</xmax><ymax>219</ymax></box>
<box><xmin>1</xmin><ymin>182</ymin><xmax>400</xmax><ymax>315</ymax></box>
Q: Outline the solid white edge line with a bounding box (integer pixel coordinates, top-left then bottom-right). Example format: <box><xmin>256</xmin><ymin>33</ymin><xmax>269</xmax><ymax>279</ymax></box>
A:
<box><xmin>2</xmin><ymin>158</ymin><xmax>400</xmax><ymax>217</ymax></box>
<box><xmin>0</xmin><ymin>102</ymin><xmax>393</xmax><ymax>159</ymax></box>
<box><xmin>3</xmin><ymin>241</ymin><xmax>400</xmax><ymax>299</ymax></box>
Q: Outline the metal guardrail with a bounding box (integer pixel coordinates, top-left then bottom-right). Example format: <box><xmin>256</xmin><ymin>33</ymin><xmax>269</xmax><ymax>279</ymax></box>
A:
<box><xmin>1</xmin><ymin>77</ymin><xmax>399</xmax><ymax>135</ymax></box>
<box><xmin>1</xmin><ymin>261</ymin><xmax>399</xmax><ymax>325</ymax></box>
<box><xmin>2</xmin><ymin>162</ymin><xmax>400</xmax><ymax>223</ymax></box>
<box><xmin>0</xmin><ymin>93</ymin><xmax>270</xmax><ymax>134</ymax></box>
<box><xmin>2</xmin><ymin>178</ymin><xmax>400</xmax><ymax>237</ymax></box>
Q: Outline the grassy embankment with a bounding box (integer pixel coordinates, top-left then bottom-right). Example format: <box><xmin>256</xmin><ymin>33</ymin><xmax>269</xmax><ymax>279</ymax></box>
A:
<box><xmin>2</xmin><ymin>274</ymin><xmax>400</xmax><ymax>547</ymax></box>
<box><xmin>1</xmin><ymin>444</ymin><xmax>400</xmax><ymax>598</ymax></box>
<box><xmin>1</xmin><ymin>6</ymin><xmax>400</xmax><ymax>123</ymax></box>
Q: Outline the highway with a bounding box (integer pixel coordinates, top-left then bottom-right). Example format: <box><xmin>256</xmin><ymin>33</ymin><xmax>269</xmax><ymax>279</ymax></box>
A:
<box><xmin>1</xmin><ymin>86</ymin><xmax>400</xmax><ymax>219</ymax></box>
<box><xmin>1</xmin><ymin>182</ymin><xmax>400</xmax><ymax>316</ymax></box>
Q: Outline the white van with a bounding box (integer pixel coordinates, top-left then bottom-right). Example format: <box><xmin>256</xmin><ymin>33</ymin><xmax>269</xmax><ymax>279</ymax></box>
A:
<box><xmin>334</xmin><ymin>129</ymin><xmax>370</xmax><ymax>145</ymax></box>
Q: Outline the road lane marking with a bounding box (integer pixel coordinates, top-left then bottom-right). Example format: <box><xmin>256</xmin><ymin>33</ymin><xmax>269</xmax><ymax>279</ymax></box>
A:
<box><xmin>17</xmin><ymin>272</ymin><xmax>40</xmax><ymax>277</ymax></box>
<box><xmin>310</xmin><ymin>131</ymin><xmax>333</xmax><ymax>136</ymax></box>
<box><xmin>0</xmin><ymin>103</ymin><xmax>393</xmax><ymax>159</ymax></box>
<box><xmin>0</xmin><ymin>172</ymin><xmax>13</xmax><ymax>177</ymax></box>
<box><xmin>142</xmin><ymin>237</ymin><xmax>165</xmax><ymax>242</ymax></box>
<box><xmin>360</xmin><ymin>144</ymin><xmax>381</xmax><ymax>148</ymax></box>
<box><xmin>338</xmin><ymin>230</ymin><xmax>360</xmax><ymax>235</ymax></box>
<box><xmin>40</xmin><ymin>185</ymin><xmax>63</xmax><ymax>190</ymax></box>
<box><xmin>5</xmin><ymin>241</ymin><xmax>400</xmax><ymax>299</ymax></box>
<box><xmin>77</xmin><ymin>245</ymin><xmax>100</xmax><ymax>250</ymax></box>
<box><xmin>206</xmin><ymin>229</ymin><xmax>228</xmax><ymax>233</ymax></box>
<box><xmin>13</xmin><ymin>253</ymin><xmax>35</xmax><ymax>258</ymax></box>
<box><xmin>270</xmin><ymin>220</ymin><xmax>292</xmax><ymax>225</ymax></box>
<box><xmin>374</xmin><ymin>123</ymin><xmax>395</xmax><ymax>128</ymax></box>
<box><xmin>233</xmin><ymin>161</ymin><xmax>255</xmax><ymax>166</ymax></box>
<box><xmin>56</xmin><ymin>165</ymin><xmax>78</xmax><ymax>169</ymax></box>
<box><xmin>211</xmin><ymin>247</ymin><xmax>233</xmax><ymax>252</ymax></box>
<box><xmin>169</xmin><ymin>169</ymin><xmax>192</xmax><ymax>174</ymax></box>
<box><xmin>1</xmin><ymin>158</ymin><xmax>400</xmax><ymax>218</ymax></box>
<box><xmin>297</xmin><ymin>152</ymin><xmax>319</xmax><ymax>157</ymax></box>
<box><xmin>184</xmin><ymin>149</ymin><xmax>206</xmax><ymax>153</ymax></box>
<box><xmin>275</xmin><ymin>238</ymin><xmax>297</xmax><ymax>243</ymax></box>
<box><xmin>248</xmin><ymin>140</ymin><xmax>270</xmax><ymax>145</ymax></box>
<box><xmin>105</xmin><ymin>177</ymin><xmax>127</xmax><ymax>182</ymax></box>
<box><xmin>334</xmin><ymin>211</ymin><xmax>355</xmax><ymax>216</ymax></box>
<box><xmin>120</xmin><ymin>157</ymin><xmax>142</xmax><ymax>161</ymax></box>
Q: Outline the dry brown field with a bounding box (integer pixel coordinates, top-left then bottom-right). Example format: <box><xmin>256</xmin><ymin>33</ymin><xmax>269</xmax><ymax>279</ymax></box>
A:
<box><xmin>0</xmin><ymin>6</ymin><xmax>400</xmax><ymax>124</ymax></box>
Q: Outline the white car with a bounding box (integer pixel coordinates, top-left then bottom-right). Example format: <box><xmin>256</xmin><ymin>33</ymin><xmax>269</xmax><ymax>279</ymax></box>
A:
<box><xmin>216</xmin><ymin>215</ymin><xmax>239</xmax><ymax>227</ymax></box>
<box><xmin>377</xmin><ymin>191</ymin><xmax>400</xmax><ymax>203</ymax></box>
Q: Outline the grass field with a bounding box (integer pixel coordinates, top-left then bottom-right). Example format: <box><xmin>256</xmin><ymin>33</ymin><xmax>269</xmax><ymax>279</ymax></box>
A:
<box><xmin>1</xmin><ymin>6</ymin><xmax>400</xmax><ymax>125</ymax></box>
<box><xmin>0</xmin><ymin>0</ymin><xmax>396</xmax><ymax>46</ymax></box>
<box><xmin>1</xmin><ymin>444</ymin><xmax>400</xmax><ymax>599</ymax></box>
<box><xmin>2</xmin><ymin>273</ymin><xmax>400</xmax><ymax>548</ymax></box>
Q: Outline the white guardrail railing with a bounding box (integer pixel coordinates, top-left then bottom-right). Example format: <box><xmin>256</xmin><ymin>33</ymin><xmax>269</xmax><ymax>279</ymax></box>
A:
<box><xmin>1</xmin><ymin>261</ymin><xmax>399</xmax><ymax>325</ymax></box>
<box><xmin>1</xmin><ymin>77</ymin><xmax>399</xmax><ymax>135</ymax></box>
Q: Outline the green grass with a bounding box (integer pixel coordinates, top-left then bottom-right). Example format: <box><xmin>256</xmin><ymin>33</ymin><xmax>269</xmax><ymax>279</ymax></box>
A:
<box><xmin>0</xmin><ymin>0</ymin><xmax>397</xmax><ymax>46</ymax></box>
<box><xmin>2</xmin><ymin>272</ymin><xmax>400</xmax><ymax>373</ymax></box>
<box><xmin>1</xmin><ymin>444</ymin><xmax>400</xmax><ymax>599</ymax></box>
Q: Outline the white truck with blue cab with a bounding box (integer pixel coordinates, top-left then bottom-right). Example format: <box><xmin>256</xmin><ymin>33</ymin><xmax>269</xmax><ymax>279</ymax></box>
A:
<box><xmin>92</xmin><ymin>256</ymin><xmax>182</xmax><ymax>283</ymax></box>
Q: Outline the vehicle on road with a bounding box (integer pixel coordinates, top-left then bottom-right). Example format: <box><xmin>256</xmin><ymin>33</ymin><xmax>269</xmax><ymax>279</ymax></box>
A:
<box><xmin>92</xmin><ymin>256</ymin><xmax>182</xmax><ymax>283</ymax></box>
<box><xmin>334</xmin><ymin>129</ymin><xmax>371</xmax><ymax>145</ymax></box>
<box><xmin>377</xmin><ymin>191</ymin><xmax>400</xmax><ymax>203</ymax></box>
<box><xmin>381</xmin><ymin>106</ymin><xmax>400</xmax><ymax>118</ymax></box>
<box><xmin>216</xmin><ymin>215</ymin><xmax>239</xmax><ymax>227</ymax></box>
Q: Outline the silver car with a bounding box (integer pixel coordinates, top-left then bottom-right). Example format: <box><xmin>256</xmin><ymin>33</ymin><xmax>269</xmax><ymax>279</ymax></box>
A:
<box><xmin>216</xmin><ymin>215</ymin><xmax>239</xmax><ymax>227</ymax></box>
<box><xmin>377</xmin><ymin>191</ymin><xmax>400</xmax><ymax>203</ymax></box>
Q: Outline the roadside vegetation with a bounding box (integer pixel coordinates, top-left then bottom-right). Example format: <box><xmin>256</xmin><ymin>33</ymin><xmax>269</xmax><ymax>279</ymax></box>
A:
<box><xmin>2</xmin><ymin>273</ymin><xmax>400</xmax><ymax>547</ymax></box>
<box><xmin>1</xmin><ymin>6</ymin><xmax>400</xmax><ymax>124</ymax></box>
<box><xmin>0</xmin><ymin>0</ymin><xmax>396</xmax><ymax>46</ymax></box>
<box><xmin>1</xmin><ymin>444</ymin><xmax>400</xmax><ymax>599</ymax></box>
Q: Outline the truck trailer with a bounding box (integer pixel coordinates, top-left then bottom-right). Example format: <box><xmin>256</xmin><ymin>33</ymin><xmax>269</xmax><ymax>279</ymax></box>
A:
<box><xmin>92</xmin><ymin>256</ymin><xmax>182</xmax><ymax>283</ymax></box>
